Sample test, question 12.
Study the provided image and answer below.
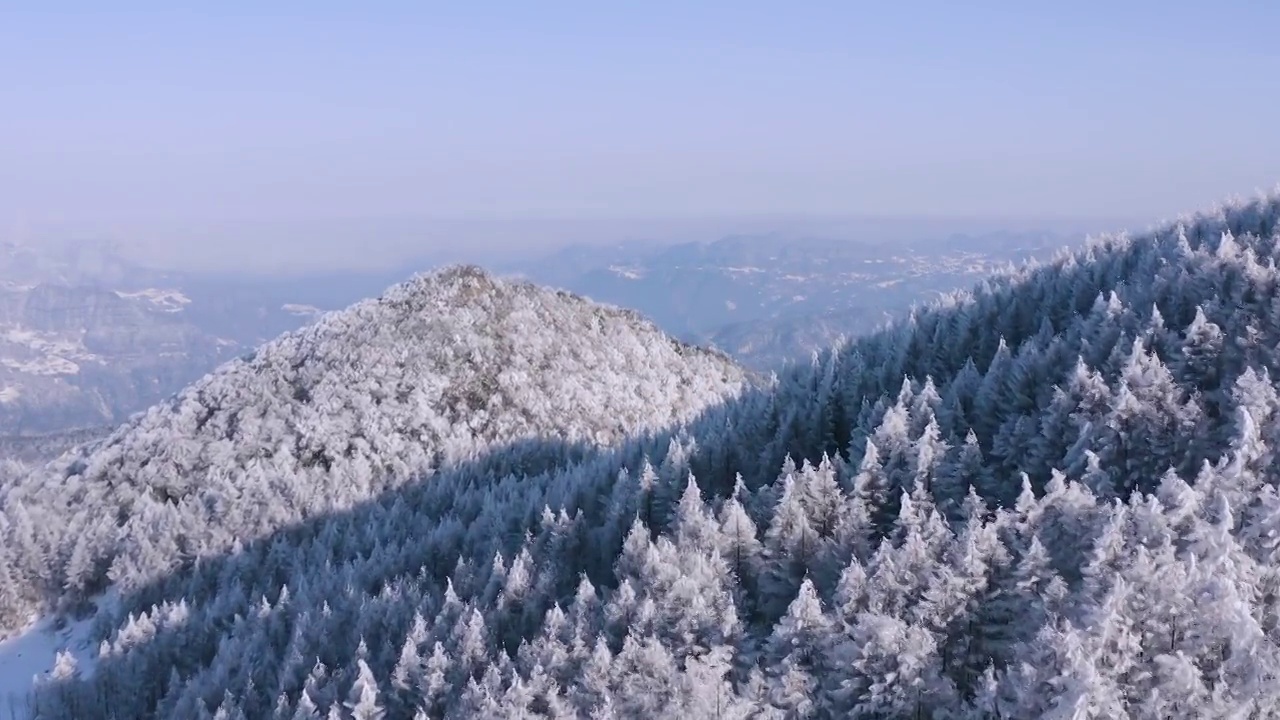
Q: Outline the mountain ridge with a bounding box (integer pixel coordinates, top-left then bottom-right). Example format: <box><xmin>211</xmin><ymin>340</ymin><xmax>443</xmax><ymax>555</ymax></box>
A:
<box><xmin>508</xmin><ymin>229</ymin><xmax>1076</xmax><ymax>367</ymax></box>
<box><xmin>1</xmin><ymin>228</ymin><xmax>1083</xmax><ymax>440</ymax></box>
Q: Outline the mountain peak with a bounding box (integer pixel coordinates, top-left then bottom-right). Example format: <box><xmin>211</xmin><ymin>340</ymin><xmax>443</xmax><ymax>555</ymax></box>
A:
<box><xmin>397</xmin><ymin>263</ymin><xmax>498</xmax><ymax>300</ymax></box>
<box><xmin>1</xmin><ymin>267</ymin><xmax>748</xmax><ymax>614</ymax></box>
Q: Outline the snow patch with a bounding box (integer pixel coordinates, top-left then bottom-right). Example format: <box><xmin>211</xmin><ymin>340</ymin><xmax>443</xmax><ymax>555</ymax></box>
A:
<box><xmin>0</xmin><ymin>357</ymin><xmax>79</xmax><ymax>376</ymax></box>
<box><xmin>0</xmin><ymin>615</ymin><xmax>97</xmax><ymax>720</ymax></box>
<box><xmin>0</xmin><ymin>357</ymin><xmax>80</xmax><ymax>376</ymax></box>
<box><xmin>607</xmin><ymin>265</ymin><xmax>645</xmax><ymax>280</ymax></box>
<box><xmin>282</xmin><ymin>303</ymin><xmax>323</xmax><ymax>318</ymax></box>
<box><xmin>0</xmin><ymin>387</ymin><xmax>17</xmax><ymax>404</ymax></box>
<box><xmin>114</xmin><ymin>288</ymin><xmax>190</xmax><ymax>313</ymax></box>
<box><xmin>0</xmin><ymin>330</ymin><xmax>98</xmax><ymax>368</ymax></box>
<box><xmin>1</xmin><ymin>330</ymin><xmax>37</xmax><ymax>345</ymax></box>
<box><xmin>725</xmin><ymin>301</ymin><xmax>737</xmax><ymax>311</ymax></box>
<box><xmin>875</xmin><ymin>279</ymin><xmax>903</xmax><ymax>288</ymax></box>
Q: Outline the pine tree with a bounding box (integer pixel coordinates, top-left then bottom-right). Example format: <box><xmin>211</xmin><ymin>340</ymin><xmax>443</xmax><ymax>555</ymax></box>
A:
<box><xmin>717</xmin><ymin>491</ymin><xmax>763</xmax><ymax>616</ymax></box>
<box><xmin>673</xmin><ymin>475</ymin><xmax>720</xmax><ymax>556</ymax></box>
<box><xmin>765</xmin><ymin>578</ymin><xmax>832</xmax><ymax>716</ymax></box>
<box><xmin>934</xmin><ymin>430</ymin><xmax>992</xmax><ymax>517</ymax></box>
<box><xmin>390</xmin><ymin>613</ymin><xmax>427</xmax><ymax>712</ymax></box>
<box><xmin>759</xmin><ymin>475</ymin><xmax>824</xmax><ymax>621</ymax></box>
<box><xmin>851</xmin><ymin>440</ymin><xmax>895</xmax><ymax>537</ymax></box>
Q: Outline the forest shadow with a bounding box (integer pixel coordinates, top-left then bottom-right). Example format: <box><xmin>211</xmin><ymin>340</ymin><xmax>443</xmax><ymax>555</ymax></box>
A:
<box><xmin>25</xmin><ymin>204</ymin><xmax>1275</xmax><ymax>717</ymax></box>
<box><xmin>24</xmin><ymin>380</ymin><xmax>780</xmax><ymax>718</ymax></box>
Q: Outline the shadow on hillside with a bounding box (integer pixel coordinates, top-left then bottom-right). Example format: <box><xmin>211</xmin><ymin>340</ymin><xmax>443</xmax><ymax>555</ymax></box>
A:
<box><xmin>22</xmin><ymin>379</ymin><xmax>779</xmax><ymax>718</ymax></box>
<box><xmin>25</xmin><ymin>201</ymin><xmax>1277</xmax><ymax>717</ymax></box>
<box><xmin>17</xmin><ymin>226</ymin><xmax>1151</xmax><ymax>717</ymax></box>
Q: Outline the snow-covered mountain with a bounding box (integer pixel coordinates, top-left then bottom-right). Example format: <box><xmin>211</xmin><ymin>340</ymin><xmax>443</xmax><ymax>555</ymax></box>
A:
<box><xmin>0</xmin><ymin>242</ymin><xmax>417</xmax><ymax>439</ymax></box>
<box><xmin>3</xmin><ymin>194</ymin><xmax>1280</xmax><ymax>717</ymax></box>
<box><xmin>0</xmin><ymin>265</ymin><xmax>747</xmax><ymax>646</ymax></box>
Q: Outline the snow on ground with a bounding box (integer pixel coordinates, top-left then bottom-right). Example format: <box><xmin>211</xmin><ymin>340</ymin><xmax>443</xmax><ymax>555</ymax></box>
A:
<box><xmin>282</xmin><ymin>303</ymin><xmax>324</xmax><ymax>318</ymax></box>
<box><xmin>0</xmin><ymin>615</ymin><xmax>96</xmax><ymax>720</ymax></box>
<box><xmin>0</xmin><ymin>387</ymin><xmax>17</xmax><ymax>404</ymax></box>
<box><xmin>114</xmin><ymin>288</ymin><xmax>191</xmax><ymax>313</ymax></box>
<box><xmin>0</xmin><ymin>329</ymin><xmax>98</xmax><ymax>375</ymax></box>
<box><xmin>0</xmin><ymin>357</ymin><xmax>79</xmax><ymax>376</ymax></box>
<box><xmin>607</xmin><ymin>265</ymin><xmax>645</xmax><ymax>280</ymax></box>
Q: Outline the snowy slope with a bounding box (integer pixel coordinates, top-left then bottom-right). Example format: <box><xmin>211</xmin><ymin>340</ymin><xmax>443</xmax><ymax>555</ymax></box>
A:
<box><xmin>0</xmin><ymin>264</ymin><xmax>749</xmax><ymax>636</ymax></box>
<box><xmin>0</xmin><ymin>615</ymin><xmax>95</xmax><ymax>720</ymax></box>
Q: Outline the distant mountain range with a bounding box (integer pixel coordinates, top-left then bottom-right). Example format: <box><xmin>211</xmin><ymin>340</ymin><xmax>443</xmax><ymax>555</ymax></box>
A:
<box><xmin>507</xmin><ymin>230</ymin><xmax>1076</xmax><ymax>367</ymax></box>
<box><xmin>0</xmin><ymin>229</ymin><xmax>1078</xmax><ymax>439</ymax></box>
<box><xmin>0</xmin><ymin>244</ymin><xmax>414</xmax><ymax>438</ymax></box>
<box><xmin>0</xmin><ymin>243</ymin><xmax>237</xmax><ymax>436</ymax></box>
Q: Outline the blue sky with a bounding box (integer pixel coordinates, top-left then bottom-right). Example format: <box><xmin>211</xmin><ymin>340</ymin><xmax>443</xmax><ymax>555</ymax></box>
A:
<box><xmin>2</xmin><ymin>2</ymin><xmax>1278</xmax><ymax>268</ymax></box>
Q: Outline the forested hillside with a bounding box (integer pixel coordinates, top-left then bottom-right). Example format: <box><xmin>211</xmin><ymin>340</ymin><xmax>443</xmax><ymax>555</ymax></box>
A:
<box><xmin>0</xmin><ymin>265</ymin><xmax>747</xmax><ymax>652</ymax></box>
<box><xmin>7</xmin><ymin>196</ymin><xmax>1280</xmax><ymax>718</ymax></box>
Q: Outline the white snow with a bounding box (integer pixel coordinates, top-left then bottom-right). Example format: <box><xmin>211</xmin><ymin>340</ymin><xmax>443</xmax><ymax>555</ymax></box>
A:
<box><xmin>0</xmin><ymin>327</ymin><xmax>102</xmax><ymax>376</ymax></box>
<box><xmin>1</xmin><ymin>330</ymin><xmax>97</xmax><ymax>364</ymax></box>
<box><xmin>0</xmin><ymin>615</ymin><xmax>97</xmax><ymax>720</ymax></box>
<box><xmin>725</xmin><ymin>301</ymin><xmax>737</xmax><ymax>311</ymax></box>
<box><xmin>875</xmin><ymin>279</ymin><xmax>903</xmax><ymax>288</ymax></box>
<box><xmin>607</xmin><ymin>265</ymin><xmax>645</xmax><ymax>280</ymax></box>
<box><xmin>0</xmin><ymin>387</ymin><xmax>17</xmax><ymax>404</ymax></box>
<box><xmin>114</xmin><ymin>288</ymin><xmax>191</xmax><ymax>312</ymax></box>
<box><xmin>282</xmin><ymin>303</ymin><xmax>323</xmax><ymax>317</ymax></box>
<box><xmin>1</xmin><ymin>330</ymin><xmax>36</xmax><ymax>345</ymax></box>
<box><xmin>0</xmin><ymin>357</ymin><xmax>79</xmax><ymax>376</ymax></box>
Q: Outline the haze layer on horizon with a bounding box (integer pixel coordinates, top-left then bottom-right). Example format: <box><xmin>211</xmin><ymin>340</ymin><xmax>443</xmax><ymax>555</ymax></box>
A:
<box><xmin>12</xmin><ymin>213</ymin><xmax>1146</xmax><ymax>277</ymax></box>
<box><xmin>3</xmin><ymin>2</ymin><xmax>1278</xmax><ymax>273</ymax></box>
